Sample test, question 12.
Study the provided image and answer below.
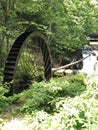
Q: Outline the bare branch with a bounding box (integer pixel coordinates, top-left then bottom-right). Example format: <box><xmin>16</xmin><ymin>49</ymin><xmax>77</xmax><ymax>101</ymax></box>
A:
<box><xmin>52</xmin><ymin>52</ymin><xmax>92</xmax><ymax>72</ymax></box>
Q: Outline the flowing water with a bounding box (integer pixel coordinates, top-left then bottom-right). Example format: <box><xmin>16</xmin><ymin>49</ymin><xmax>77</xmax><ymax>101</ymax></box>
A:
<box><xmin>81</xmin><ymin>50</ymin><xmax>98</xmax><ymax>75</ymax></box>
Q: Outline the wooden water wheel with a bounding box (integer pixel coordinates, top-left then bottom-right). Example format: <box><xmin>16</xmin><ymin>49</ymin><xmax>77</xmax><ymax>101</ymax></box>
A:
<box><xmin>3</xmin><ymin>31</ymin><xmax>52</xmax><ymax>96</ymax></box>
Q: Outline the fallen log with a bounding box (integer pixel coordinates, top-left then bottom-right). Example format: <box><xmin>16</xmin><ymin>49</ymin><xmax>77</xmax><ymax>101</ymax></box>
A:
<box><xmin>52</xmin><ymin>52</ymin><xmax>92</xmax><ymax>72</ymax></box>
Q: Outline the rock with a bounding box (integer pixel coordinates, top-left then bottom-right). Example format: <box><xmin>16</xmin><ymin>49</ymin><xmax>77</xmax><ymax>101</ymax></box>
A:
<box><xmin>56</xmin><ymin>69</ymin><xmax>65</xmax><ymax>73</ymax></box>
<box><xmin>53</xmin><ymin>69</ymin><xmax>65</xmax><ymax>77</ymax></box>
<box><xmin>65</xmin><ymin>69</ymin><xmax>73</xmax><ymax>76</ymax></box>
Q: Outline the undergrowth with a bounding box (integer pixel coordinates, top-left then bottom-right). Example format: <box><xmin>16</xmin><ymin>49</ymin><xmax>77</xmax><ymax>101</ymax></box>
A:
<box><xmin>16</xmin><ymin>73</ymin><xmax>86</xmax><ymax>114</ymax></box>
<box><xmin>1</xmin><ymin>73</ymin><xmax>98</xmax><ymax>129</ymax></box>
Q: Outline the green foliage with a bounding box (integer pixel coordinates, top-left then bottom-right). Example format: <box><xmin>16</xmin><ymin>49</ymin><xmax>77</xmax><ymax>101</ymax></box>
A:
<box><xmin>69</xmin><ymin>73</ymin><xmax>86</xmax><ymax>85</ymax></box>
<box><xmin>16</xmin><ymin>51</ymin><xmax>36</xmax><ymax>80</ymax></box>
<box><xmin>0</xmin><ymin>70</ymin><xmax>13</xmax><ymax>112</ymax></box>
<box><xmin>24</xmin><ymin>80</ymin><xmax>98</xmax><ymax>130</ymax></box>
<box><xmin>1</xmin><ymin>74</ymin><xmax>98</xmax><ymax>129</ymax></box>
<box><xmin>0</xmin><ymin>1</ymin><xmax>98</xmax><ymax>129</ymax></box>
<box><xmin>46</xmin><ymin>0</ymin><xmax>97</xmax><ymax>64</ymax></box>
<box><xmin>15</xmin><ymin>74</ymin><xmax>86</xmax><ymax>113</ymax></box>
<box><xmin>16</xmin><ymin>49</ymin><xmax>44</xmax><ymax>81</ymax></box>
<box><xmin>0</xmin><ymin>84</ymin><xmax>9</xmax><ymax>112</ymax></box>
<box><xmin>0</xmin><ymin>68</ymin><xmax>3</xmax><ymax>82</ymax></box>
<box><xmin>0</xmin><ymin>0</ymin><xmax>98</xmax><ymax>67</ymax></box>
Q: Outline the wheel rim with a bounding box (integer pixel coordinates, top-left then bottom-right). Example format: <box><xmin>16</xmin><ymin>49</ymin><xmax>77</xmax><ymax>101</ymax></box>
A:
<box><xmin>3</xmin><ymin>31</ymin><xmax>52</xmax><ymax>95</ymax></box>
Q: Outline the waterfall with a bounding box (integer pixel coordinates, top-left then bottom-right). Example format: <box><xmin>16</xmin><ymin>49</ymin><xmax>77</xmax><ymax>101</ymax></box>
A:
<box><xmin>81</xmin><ymin>49</ymin><xmax>98</xmax><ymax>75</ymax></box>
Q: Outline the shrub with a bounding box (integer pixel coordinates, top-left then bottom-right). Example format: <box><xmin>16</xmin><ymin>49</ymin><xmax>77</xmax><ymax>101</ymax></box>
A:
<box><xmin>18</xmin><ymin>74</ymin><xmax>86</xmax><ymax>113</ymax></box>
<box><xmin>1</xmin><ymin>74</ymin><xmax>98</xmax><ymax>129</ymax></box>
<box><xmin>26</xmin><ymin>82</ymin><xmax>98</xmax><ymax>130</ymax></box>
<box><xmin>0</xmin><ymin>83</ymin><xmax>9</xmax><ymax>112</ymax></box>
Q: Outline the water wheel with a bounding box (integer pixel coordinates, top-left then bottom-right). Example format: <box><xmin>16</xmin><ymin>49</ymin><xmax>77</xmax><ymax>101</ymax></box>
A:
<box><xmin>3</xmin><ymin>31</ymin><xmax>52</xmax><ymax>96</ymax></box>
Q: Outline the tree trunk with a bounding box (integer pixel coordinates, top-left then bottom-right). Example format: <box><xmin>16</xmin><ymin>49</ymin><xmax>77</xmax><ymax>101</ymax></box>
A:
<box><xmin>0</xmin><ymin>0</ymin><xmax>10</xmax><ymax>53</ymax></box>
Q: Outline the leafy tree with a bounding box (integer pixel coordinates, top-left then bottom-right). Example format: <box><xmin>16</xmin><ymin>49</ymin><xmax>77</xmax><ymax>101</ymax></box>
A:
<box><xmin>0</xmin><ymin>0</ymin><xmax>98</xmax><ymax>67</ymax></box>
<box><xmin>0</xmin><ymin>0</ymin><xmax>17</xmax><ymax>66</ymax></box>
<box><xmin>47</xmin><ymin>0</ymin><xmax>98</xmax><ymax>65</ymax></box>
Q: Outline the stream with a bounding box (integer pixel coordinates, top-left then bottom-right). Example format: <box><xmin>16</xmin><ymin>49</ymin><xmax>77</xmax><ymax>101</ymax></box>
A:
<box><xmin>81</xmin><ymin>49</ymin><xmax>98</xmax><ymax>75</ymax></box>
